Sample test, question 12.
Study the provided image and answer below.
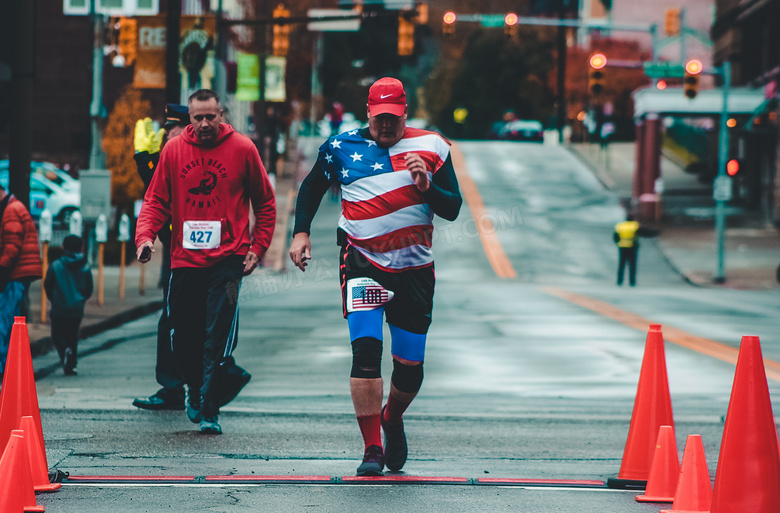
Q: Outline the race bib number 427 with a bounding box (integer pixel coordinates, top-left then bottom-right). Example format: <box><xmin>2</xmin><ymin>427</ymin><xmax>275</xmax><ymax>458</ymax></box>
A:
<box><xmin>183</xmin><ymin>220</ymin><xmax>221</xmax><ymax>250</ymax></box>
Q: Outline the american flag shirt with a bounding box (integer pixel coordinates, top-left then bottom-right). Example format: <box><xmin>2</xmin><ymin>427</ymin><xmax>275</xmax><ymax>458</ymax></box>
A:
<box><xmin>318</xmin><ymin>127</ymin><xmax>451</xmax><ymax>272</ymax></box>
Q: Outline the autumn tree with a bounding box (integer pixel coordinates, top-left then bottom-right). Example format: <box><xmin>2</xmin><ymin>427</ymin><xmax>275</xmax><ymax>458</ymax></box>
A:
<box><xmin>102</xmin><ymin>85</ymin><xmax>153</xmax><ymax>214</ymax></box>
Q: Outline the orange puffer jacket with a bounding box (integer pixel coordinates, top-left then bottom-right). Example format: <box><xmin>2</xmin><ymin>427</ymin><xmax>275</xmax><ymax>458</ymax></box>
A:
<box><xmin>0</xmin><ymin>196</ymin><xmax>42</xmax><ymax>281</ymax></box>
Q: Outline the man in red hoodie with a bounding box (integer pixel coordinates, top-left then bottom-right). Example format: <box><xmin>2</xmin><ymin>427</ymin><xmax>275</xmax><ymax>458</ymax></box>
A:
<box><xmin>136</xmin><ymin>89</ymin><xmax>276</xmax><ymax>435</ymax></box>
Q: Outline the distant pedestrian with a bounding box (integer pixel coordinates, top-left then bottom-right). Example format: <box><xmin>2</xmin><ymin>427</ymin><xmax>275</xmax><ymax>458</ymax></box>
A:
<box><xmin>613</xmin><ymin>214</ymin><xmax>640</xmax><ymax>286</ymax></box>
<box><xmin>136</xmin><ymin>89</ymin><xmax>276</xmax><ymax>435</ymax></box>
<box><xmin>131</xmin><ymin>104</ymin><xmax>189</xmax><ymax>409</ymax></box>
<box><xmin>0</xmin><ymin>182</ymin><xmax>42</xmax><ymax>376</ymax></box>
<box><xmin>43</xmin><ymin>235</ymin><xmax>93</xmax><ymax>376</ymax></box>
<box><xmin>330</xmin><ymin>102</ymin><xmax>344</xmax><ymax>136</ymax></box>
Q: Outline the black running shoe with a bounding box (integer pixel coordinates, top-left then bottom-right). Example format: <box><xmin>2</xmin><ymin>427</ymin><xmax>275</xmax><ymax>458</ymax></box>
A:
<box><xmin>381</xmin><ymin>405</ymin><xmax>408</xmax><ymax>471</ymax></box>
<box><xmin>356</xmin><ymin>444</ymin><xmax>385</xmax><ymax>476</ymax></box>
<box><xmin>186</xmin><ymin>393</ymin><xmax>203</xmax><ymax>424</ymax></box>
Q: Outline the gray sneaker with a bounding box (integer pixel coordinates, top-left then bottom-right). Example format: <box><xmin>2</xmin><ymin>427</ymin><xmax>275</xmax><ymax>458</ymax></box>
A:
<box><xmin>200</xmin><ymin>416</ymin><xmax>222</xmax><ymax>435</ymax></box>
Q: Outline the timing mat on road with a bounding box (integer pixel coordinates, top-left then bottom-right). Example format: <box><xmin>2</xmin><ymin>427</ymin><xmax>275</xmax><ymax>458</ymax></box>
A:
<box><xmin>63</xmin><ymin>475</ymin><xmax>607</xmax><ymax>487</ymax></box>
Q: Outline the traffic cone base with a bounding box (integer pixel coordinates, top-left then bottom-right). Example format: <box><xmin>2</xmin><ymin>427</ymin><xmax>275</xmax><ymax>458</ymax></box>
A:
<box><xmin>610</xmin><ymin>324</ymin><xmax>675</xmax><ymax>488</ymax></box>
<box><xmin>659</xmin><ymin>434</ymin><xmax>711</xmax><ymax>513</ymax></box>
<box><xmin>636</xmin><ymin>425</ymin><xmax>679</xmax><ymax>502</ymax></box>
<box><xmin>20</xmin><ymin>416</ymin><xmax>61</xmax><ymax>492</ymax></box>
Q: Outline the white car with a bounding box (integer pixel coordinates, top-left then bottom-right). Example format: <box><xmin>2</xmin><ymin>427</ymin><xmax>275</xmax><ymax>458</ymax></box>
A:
<box><xmin>30</xmin><ymin>161</ymin><xmax>80</xmax><ymax>193</ymax></box>
<box><xmin>30</xmin><ymin>174</ymin><xmax>80</xmax><ymax>224</ymax></box>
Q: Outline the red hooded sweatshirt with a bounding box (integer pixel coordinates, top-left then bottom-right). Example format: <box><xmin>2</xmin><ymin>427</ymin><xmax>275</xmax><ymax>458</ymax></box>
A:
<box><xmin>135</xmin><ymin>123</ymin><xmax>276</xmax><ymax>269</ymax></box>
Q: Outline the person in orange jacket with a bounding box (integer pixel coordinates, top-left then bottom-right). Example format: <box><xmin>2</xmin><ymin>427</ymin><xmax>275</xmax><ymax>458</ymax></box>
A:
<box><xmin>0</xmin><ymin>182</ymin><xmax>42</xmax><ymax>375</ymax></box>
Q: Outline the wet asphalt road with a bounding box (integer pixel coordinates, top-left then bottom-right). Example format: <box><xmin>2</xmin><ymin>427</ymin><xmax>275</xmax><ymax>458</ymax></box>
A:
<box><xmin>31</xmin><ymin>140</ymin><xmax>780</xmax><ymax>512</ymax></box>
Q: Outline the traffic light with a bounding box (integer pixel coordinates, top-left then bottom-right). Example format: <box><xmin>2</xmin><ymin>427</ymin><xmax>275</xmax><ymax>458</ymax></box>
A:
<box><xmin>442</xmin><ymin>11</ymin><xmax>456</xmax><ymax>36</ymax></box>
<box><xmin>415</xmin><ymin>3</ymin><xmax>428</xmax><ymax>24</ymax></box>
<box><xmin>398</xmin><ymin>16</ymin><xmax>414</xmax><ymax>56</ymax></box>
<box><xmin>504</xmin><ymin>12</ymin><xmax>518</xmax><ymax>38</ymax></box>
<box><xmin>588</xmin><ymin>53</ymin><xmax>607</xmax><ymax>96</ymax></box>
<box><xmin>272</xmin><ymin>4</ymin><xmax>291</xmax><ymax>57</ymax></box>
<box><xmin>664</xmin><ymin>8</ymin><xmax>680</xmax><ymax>36</ymax></box>
<box><xmin>684</xmin><ymin>59</ymin><xmax>702</xmax><ymax>99</ymax></box>
<box><xmin>726</xmin><ymin>159</ymin><xmax>740</xmax><ymax>176</ymax></box>
<box><xmin>117</xmin><ymin>17</ymin><xmax>137</xmax><ymax>67</ymax></box>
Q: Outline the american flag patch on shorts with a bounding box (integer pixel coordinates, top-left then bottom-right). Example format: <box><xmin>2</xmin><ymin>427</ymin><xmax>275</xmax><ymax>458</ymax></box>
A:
<box><xmin>346</xmin><ymin>277</ymin><xmax>394</xmax><ymax>312</ymax></box>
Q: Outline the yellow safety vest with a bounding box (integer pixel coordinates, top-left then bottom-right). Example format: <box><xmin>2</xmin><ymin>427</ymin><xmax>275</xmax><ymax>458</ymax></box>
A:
<box><xmin>615</xmin><ymin>221</ymin><xmax>639</xmax><ymax>248</ymax></box>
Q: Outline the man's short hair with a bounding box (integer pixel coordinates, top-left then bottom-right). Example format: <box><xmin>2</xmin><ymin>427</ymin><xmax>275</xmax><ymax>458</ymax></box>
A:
<box><xmin>188</xmin><ymin>89</ymin><xmax>220</xmax><ymax>106</ymax></box>
<box><xmin>63</xmin><ymin>235</ymin><xmax>83</xmax><ymax>253</ymax></box>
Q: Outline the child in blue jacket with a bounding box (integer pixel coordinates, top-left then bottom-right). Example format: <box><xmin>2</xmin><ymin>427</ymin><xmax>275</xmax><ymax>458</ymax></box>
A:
<box><xmin>44</xmin><ymin>235</ymin><xmax>93</xmax><ymax>375</ymax></box>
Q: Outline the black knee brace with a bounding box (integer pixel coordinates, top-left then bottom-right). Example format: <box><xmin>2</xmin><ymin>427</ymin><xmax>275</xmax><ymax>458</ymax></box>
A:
<box><xmin>391</xmin><ymin>359</ymin><xmax>424</xmax><ymax>394</ymax></box>
<box><xmin>351</xmin><ymin>337</ymin><xmax>382</xmax><ymax>378</ymax></box>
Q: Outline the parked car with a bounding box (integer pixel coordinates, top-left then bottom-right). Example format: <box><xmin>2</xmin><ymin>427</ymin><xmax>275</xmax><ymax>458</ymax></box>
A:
<box><xmin>0</xmin><ymin>168</ymin><xmax>80</xmax><ymax>223</ymax></box>
<box><xmin>497</xmin><ymin>120</ymin><xmax>545</xmax><ymax>143</ymax></box>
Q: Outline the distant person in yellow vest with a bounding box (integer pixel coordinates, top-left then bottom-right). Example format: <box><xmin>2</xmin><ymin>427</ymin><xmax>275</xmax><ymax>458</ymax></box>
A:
<box><xmin>613</xmin><ymin>215</ymin><xmax>640</xmax><ymax>286</ymax></box>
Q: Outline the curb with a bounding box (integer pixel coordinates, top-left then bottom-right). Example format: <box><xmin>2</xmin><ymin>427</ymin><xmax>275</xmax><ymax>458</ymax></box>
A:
<box><xmin>31</xmin><ymin>300</ymin><xmax>163</xmax><ymax>358</ymax></box>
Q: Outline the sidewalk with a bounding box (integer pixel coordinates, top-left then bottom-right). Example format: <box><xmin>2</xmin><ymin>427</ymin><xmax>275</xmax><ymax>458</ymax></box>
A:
<box><xmin>570</xmin><ymin>142</ymin><xmax>780</xmax><ymax>290</ymax></box>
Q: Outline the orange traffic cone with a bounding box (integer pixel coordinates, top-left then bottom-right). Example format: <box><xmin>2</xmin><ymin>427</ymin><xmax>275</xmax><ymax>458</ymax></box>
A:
<box><xmin>637</xmin><ymin>425</ymin><xmax>679</xmax><ymax>502</ymax></box>
<box><xmin>708</xmin><ymin>336</ymin><xmax>780</xmax><ymax>513</ymax></box>
<box><xmin>0</xmin><ymin>317</ymin><xmax>46</xmax><ymax>458</ymax></box>
<box><xmin>0</xmin><ymin>433</ymin><xmax>25</xmax><ymax>513</ymax></box>
<box><xmin>608</xmin><ymin>324</ymin><xmax>675</xmax><ymax>488</ymax></box>
<box><xmin>20</xmin><ymin>416</ymin><xmax>60</xmax><ymax>492</ymax></box>
<box><xmin>660</xmin><ymin>434</ymin><xmax>711</xmax><ymax>513</ymax></box>
<box><xmin>3</xmin><ymin>431</ymin><xmax>44</xmax><ymax>512</ymax></box>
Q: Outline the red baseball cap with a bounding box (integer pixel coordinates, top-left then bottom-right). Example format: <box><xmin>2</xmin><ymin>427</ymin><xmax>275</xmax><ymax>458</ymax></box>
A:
<box><xmin>368</xmin><ymin>77</ymin><xmax>406</xmax><ymax>117</ymax></box>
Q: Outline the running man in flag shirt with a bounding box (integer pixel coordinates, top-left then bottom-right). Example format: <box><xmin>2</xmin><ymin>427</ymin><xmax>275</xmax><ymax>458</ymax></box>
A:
<box><xmin>289</xmin><ymin>77</ymin><xmax>462</xmax><ymax>476</ymax></box>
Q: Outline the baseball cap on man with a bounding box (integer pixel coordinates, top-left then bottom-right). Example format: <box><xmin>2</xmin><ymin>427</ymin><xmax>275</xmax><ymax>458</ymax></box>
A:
<box><xmin>163</xmin><ymin>103</ymin><xmax>190</xmax><ymax>129</ymax></box>
<box><xmin>368</xmin><ymin>77</ymin><xmax>406</xmax><ymax>117</ymax></box>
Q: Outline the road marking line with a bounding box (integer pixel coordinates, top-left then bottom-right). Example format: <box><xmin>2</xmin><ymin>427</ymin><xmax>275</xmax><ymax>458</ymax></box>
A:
<box><xmin>450</xmin><ymin>143</ymin><xmax>517</xmax><ymax>279</ymax></box>
<box><xmin>542</xmin><ymin>286</ymin><xmax>780</xmax><ymax>382</ymax></box>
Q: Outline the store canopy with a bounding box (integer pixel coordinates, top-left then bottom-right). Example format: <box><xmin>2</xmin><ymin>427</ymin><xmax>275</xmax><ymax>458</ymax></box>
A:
<box><xmin>633</xmin><ymin>86</ymin><xmax>767</xmax><ymax>117</ymax></box>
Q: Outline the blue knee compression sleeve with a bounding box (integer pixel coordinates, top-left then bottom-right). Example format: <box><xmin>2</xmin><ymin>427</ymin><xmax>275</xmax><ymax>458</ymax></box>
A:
<box><xmin>389</xmin><ymin>324</ymin><xmax>426</xmax><ymax>362</ymax></box>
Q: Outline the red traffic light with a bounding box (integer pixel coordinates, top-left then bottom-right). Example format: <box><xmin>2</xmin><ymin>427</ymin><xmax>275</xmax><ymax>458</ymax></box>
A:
<box><xmin>685</xmin><ymin>59</ymin><xmax>703</xmax><ymax>75</ymax></box>
<box><xmin>443</xmin><ymin>11</ymin><xmax>456</xmax><ymax>24</ymax></box>
<box><xmin>726</xmin><ymin>159</ymin><xmax>740</xmax><ymax>176</ymax></box>
<box><xmin>589</xmin><ymin>53</ymin><xmax>607</xmax><ymax>70</ymax></box>
<box><xmin>505</xmin><ymin>13</ymin><xmax>518</xmax><ymax>25</ymax></box>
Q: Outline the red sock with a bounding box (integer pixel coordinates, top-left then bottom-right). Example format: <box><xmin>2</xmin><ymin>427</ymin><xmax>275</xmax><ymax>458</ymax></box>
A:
<box><xmin>383</xmin><ymin>394</ymin><xmax>412</xmax><ymax>424</ymax></box>
<box><xmin>357</xmin><ymin>414</ymin><xmax>382</xmax><ymax>449</ymax></box>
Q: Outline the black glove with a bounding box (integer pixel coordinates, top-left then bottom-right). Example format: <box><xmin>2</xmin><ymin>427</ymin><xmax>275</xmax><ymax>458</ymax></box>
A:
<box><xmin>0</xmin><ymin>266</ymin><xmax>9</xmax><ymax>293</ymax></box>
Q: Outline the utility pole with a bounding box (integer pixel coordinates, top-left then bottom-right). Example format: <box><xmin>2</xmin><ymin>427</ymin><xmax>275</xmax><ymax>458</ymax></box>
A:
<box><xmin>556</xmin><ymin>0</ymin><xmax>567</xmax><ymax>144</ymax></box>
<box><xmin>166</xmin><ymin>0</ymin><xmax>182</xmax><ymax>104</ymax></box>
<box><xmin>8</xmin><ymin>0</ymin><xmax>33</xmax><ymax>209</ymax></box>
<box><xmin>714</xmin><ymin>61</ymin><xmax>731</xmax><ymax>283</ymax></box>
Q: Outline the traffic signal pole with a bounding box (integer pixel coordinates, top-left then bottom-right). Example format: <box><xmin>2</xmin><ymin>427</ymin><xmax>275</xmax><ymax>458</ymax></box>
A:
<box><xmin>714</xmin><ymin>61</ymin><xmax>731</xmax><ymax>283</ymax></box>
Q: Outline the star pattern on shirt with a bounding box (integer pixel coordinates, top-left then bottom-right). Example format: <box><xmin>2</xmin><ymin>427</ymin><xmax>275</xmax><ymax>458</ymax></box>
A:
<box><xmin>371</xmin><ymin>162</ymin><xmax>384</xmax><ymax>171</ymax></box>
<box><xmin>341</xmin><ymin>167</ymin><xmax>350</xmax><ymax>178</ymax></box>
<box><xmin>325</xmin><ymin>153</ymin><xmax>333</xmax><ymax>163</ymax></box>
<box><xmin>348</xmin><ymin>129</ymin><xmax>359</xmax><ymax>136</ymax></box>
<box><xmin>367</xmin><ymin>140</ymin><xmax>377</xmax><ymax>147</ymax></box>
<box><xmin>330</xmin><ymin>139</ymin><xmax>341</xmax><ymax>149</ymax></box>
<box><xmin>350</xmin><ymin>152</ymin><xmax>363</xmax><ymax>162</ymax></box>
<box><xmin>324</xmin><ymin>170</ymin><xmax>331</xmax><ymax>181</ymax></box>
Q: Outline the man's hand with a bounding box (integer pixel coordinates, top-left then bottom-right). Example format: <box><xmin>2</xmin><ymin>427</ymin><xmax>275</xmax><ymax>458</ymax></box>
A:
<box><xmin>289</xmin><ymin>233</ymin><xmax>312</xmax><ymax>272</ymax></box>
<box><xmin>134</xmin><ymin>118</ymin><xmax>165</xmax><ymax>154</ymax></box>
<box><xmin>136</xmin><ymin>241</ymin><xmax>155</xmax><ymax>263</ymax></box>
<box><xmin>243</xmin><ymin>251</ymin><xmax>261</xmax><ymax>276</ymax></box>
<box><xmin>406</xmin><ymin>153</ymin><xmax>429</xmax><ymax>192</ymax></box>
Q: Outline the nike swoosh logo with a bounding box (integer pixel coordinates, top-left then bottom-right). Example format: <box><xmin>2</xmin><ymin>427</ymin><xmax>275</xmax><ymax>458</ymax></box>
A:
<box><xmin>380</xmin><ymin>94</ymin><xmax>392</xmax><ymax>99</ymax></box>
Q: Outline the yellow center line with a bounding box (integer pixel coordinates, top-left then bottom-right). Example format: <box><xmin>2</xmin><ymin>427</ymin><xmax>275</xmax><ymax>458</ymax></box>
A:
<box><xmin>450</xmin><ymin>142</ymin><xmax>517</xmax><ymax>279</ymax></box>
<box><xmin>542</xmin><ymin>286</ymin><xmax>780</xmax><ymax>382</ymax></box>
